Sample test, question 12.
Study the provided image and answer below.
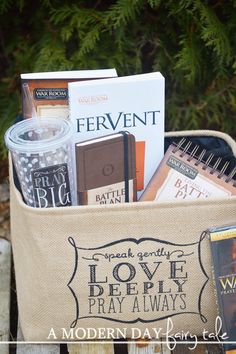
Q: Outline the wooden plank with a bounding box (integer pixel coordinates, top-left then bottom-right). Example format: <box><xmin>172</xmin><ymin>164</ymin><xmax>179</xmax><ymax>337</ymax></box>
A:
<box><xmin>0</xmin><ymin>238</ymin><xmax>11</xmax><ymax>354</ymax></box>
<box><xmin>17</xmin><ymin>323</ymin><xmax>60</xmax><ymax>354</ymax></box>
<box><xmin>206</xmin><ymin>343</ymin><xmax>224</xmax><ymax>354</ymax></box>
<box><xmin>128</xmin><ymin>338</ymin><xmax>172</xmax><ymax>354</ymax></box>
<box><xmin>173</xmin><ymin>343</ymin><xmax>207</xmax><ymax>354</ymax></box>
<box><xmin>127</xmin><ymin>338</ymin><xmax>220</xmax><ymax>354</ymax></box>
<box><xmin>128</xmin><ymin>341</ymin><xmax>160</xmax><ymax>354</ymax></box>
<box><xmin>68</xmin><ymin>342</ymin><xmax>115</xmax><ymax>354</ymax></box>
<box><xmin>0</xmin><ymin>183</ymin><xmax>10</xmax><ymax>242</ymax></box>
<box><xmin>161</xmin><ymin>340</ymin><xmax>171</xmax><ymax>354</ymax></box>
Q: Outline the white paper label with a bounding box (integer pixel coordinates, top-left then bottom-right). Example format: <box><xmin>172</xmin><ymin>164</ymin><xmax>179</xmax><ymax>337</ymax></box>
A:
<box><xmin>87</xmin><ymin>180</ymin><xmax>134</xmax><ymax>205</ymax></box>
<box><xmin>155</xmin><ymin>169</ymin><xmax>231</xmax><ymax>201</ymax></box>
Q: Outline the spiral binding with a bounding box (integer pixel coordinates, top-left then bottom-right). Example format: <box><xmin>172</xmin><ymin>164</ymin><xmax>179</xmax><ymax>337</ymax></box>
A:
<box><xmin>172</xmin><ymin>138</ymin><xmax>236</xmax><ymax>187</ymax></box>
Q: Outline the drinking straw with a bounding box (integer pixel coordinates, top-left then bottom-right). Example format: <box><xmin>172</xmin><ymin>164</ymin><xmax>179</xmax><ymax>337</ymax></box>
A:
<box><xmin>22</xmin><ymin>83</ymin><xmax>38</xmax><ymax>119</ymax></box>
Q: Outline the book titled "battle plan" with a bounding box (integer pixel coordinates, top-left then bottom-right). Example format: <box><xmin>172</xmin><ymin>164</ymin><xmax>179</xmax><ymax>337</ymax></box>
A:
<box><xmin>69</xmin><ymin>72</ymin><xmax>165</xmax><ymax>198</ymax></box>
<box><xmin>75</xmin><ymin>132</ymin><xmax>137</xmax><ymax>205</ymax></box>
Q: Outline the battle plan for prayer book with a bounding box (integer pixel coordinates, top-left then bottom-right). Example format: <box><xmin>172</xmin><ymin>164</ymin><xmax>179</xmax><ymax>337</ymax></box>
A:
<box><xmin>140</xmin><ymin>140</ymin><xmax>236</xmax><ymax>201</ymax></box>
<box><xmin>69</xmin><ymin>72</ymin><xmax>165</xmax><ymax>198</ymax></box>
<box><xmin>75</xmin><ymin>132</ymin><xmax>137</xmax><ymax>205</ymax></box>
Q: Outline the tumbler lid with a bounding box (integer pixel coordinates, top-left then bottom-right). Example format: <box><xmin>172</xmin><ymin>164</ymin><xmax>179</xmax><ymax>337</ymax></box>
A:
<box><xmin>5</xmin><ymin>118</ymin><xmax>73</xmax><ymax>153</ymax></box>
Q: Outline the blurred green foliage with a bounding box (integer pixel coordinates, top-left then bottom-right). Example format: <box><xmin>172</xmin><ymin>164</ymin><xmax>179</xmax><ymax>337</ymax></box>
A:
<box><xmin>0</xmin><ymin>0</ymin><xmax>236</xmax><ymax>157</ymax></box>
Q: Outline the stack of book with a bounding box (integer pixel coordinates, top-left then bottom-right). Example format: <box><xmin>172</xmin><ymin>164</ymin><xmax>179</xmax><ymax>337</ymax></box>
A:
<box><xmin>21</xmin><ymin>69</ymin><xmax>236</xmax><ymax>206</ymax></box>
<box><xmin>21</xmin><ymin>70</ymin><xmax>165</xmax><ymax>205</ymax></box>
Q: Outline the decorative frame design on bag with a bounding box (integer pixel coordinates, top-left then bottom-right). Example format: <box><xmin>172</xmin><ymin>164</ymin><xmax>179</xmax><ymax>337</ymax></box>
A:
<box><xmin>67</xmin><ymin>232</ymin><xmax>208</xmax><ymax>328</ymax></box>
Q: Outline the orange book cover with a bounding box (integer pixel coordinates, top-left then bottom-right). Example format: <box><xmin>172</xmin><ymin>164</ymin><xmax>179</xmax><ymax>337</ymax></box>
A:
<box><xmin>21</xmin><ymin>69</ymin><xmax>117</xmax><ymax>119</ymax></box>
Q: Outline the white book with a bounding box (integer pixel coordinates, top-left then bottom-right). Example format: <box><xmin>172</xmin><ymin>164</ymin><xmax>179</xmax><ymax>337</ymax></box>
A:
<box><xmin>69</xmin><ymin>72</ymin><xmax>165</xmax><ymax>198</ymax></box>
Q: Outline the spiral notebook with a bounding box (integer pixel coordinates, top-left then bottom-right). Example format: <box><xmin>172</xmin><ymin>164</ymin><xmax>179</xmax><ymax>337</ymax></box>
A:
<box><xmin>140</xmin><ymin>138</ymin><xmax>236</xmax><ymax>201</ymax></box>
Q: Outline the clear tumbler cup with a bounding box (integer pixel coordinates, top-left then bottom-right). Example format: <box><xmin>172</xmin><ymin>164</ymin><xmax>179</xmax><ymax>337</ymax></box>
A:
<box><xmin>5</xmin><ymin>118</ymin><xmax>75</xmax><ymax>208</ymax></box>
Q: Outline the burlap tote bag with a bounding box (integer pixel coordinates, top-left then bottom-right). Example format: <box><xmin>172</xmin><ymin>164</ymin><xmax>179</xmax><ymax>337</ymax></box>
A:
<box><xmin>10</xmin><ymin>130</ymin><xmax>236</xmax><ymax>341</ymax></box>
